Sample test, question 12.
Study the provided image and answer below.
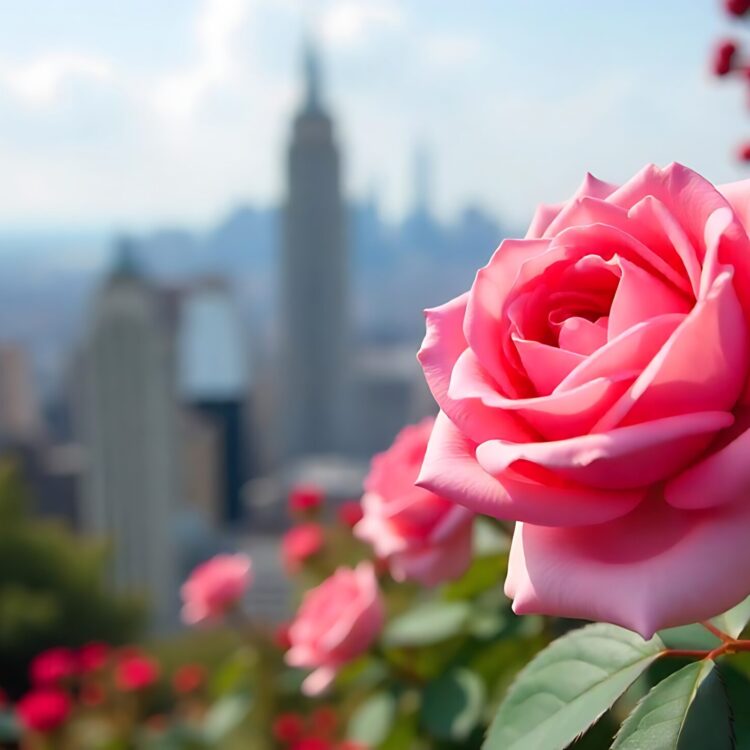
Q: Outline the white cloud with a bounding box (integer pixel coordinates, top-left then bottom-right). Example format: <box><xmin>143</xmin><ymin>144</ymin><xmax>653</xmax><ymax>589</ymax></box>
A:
<box><xmin>0</xmin><ymin>53</ymin><xmax>112</xmax><ymax>106</ymax></box>
<box><xmin>318</xmin><ymin>0</ymin><xmax>404</xmax><ymax>47</ymax></box>
<box><xmin>420</xmin><ymin>33</ymin><xmax>482</xmax><ymax>68</ymax></box>
<box><xmin>152</xmin><ymin>0</ymin><xmax>252</xmax><ymax>119</ymax></box>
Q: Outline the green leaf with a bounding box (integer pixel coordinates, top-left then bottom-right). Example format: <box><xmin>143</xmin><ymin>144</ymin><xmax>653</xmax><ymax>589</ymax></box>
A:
<box><xmin>383</xmin><ymin>600</ymin><xmax>471</xmax><ymax>648</ymax></box>
<box><xmin>713</xmin><ymin>594</ymin><xmax>750</xmax><ymax>639</ymax></box>
<box><xmin>201</xmin><ymin>692</ymin><xmax>252</xmax><ymax>744</ymax></box>
<box><xmin>719</xmin><ymin>664</ymin><xmax>750</xmax><ymax>750</ymax></box>
<box><xmin>611</xmin><ymin>659</ymin><xmax>732</xmax><ymax>749</ymax></box>
<box><xmin>483</xmin><ymin>623</ymin><xmax>664</xmax><ymax>750</ymax></box>
<box><xmin>348</xmin><ymin>691</ymin><xmax>397</xmax><ymax>747</ymax></box>
<box><xmin>422</xmin><ymin>667</ymin><xmax>485</xmax><ymax>741</ymax></box>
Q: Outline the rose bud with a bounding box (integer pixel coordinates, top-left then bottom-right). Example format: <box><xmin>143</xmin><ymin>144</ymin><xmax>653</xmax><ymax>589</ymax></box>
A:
<box><xmin>337</xmin><ymin>500</ymin><xmax>364</xmax><ymax>528</ymax></box>
<box><xmin>712</xmin><ymin>39</ymin><xmax>737</xmax><ymax>76</ymax></box>
<box><xmin>739</xmin><ymin>142</ymin><xmax>750</xmax><ymax>161</ymax></box>
<box><xmin>355</xmin><ymin>418</ymin><xmax>474</xmax><ymax>586</ymax></box>
<box><xmin>115</xmin><ymin>652</ymin><xmax>160</xmax><ymax>692</ymax></box>
<box><xmin>180</xmin><ymin>553</ymin><xmax>252</xmax><ymax>625</ymax></box>
<box><xmin>29</xmin><ymin>648</ymin><xmax>77</xmax><ymax>687</ymax></box>
<box><xmin>289</xmin><ymin>483</ymin><xmax>324</xmax><ymax>514</ymax></box>
<box><xmin>172</xmin><ymin>664</ymin><xmax>206</xmax><ymax>694</ymax></box>
<box><xmin>286</xmin><ymin>562</ymin><xmax>383</xmax><ymax>695</ymax></box>
<box><xmin>16</xmin><ymin>689</ymin><xmax>71</xmax><ymax>734</ymax></box>
<box><xmin>417</xmin><ymin>163</ymin><xmax>750</xmax><ymax>638</ymax></box>
<box><xmin>726</xmin><ymin>0</ymin><xmax>750</xmax><ymax>16</ymax></box>
<box><xmin>281</xmin><ymin>523</ymin><xmax>324</xmax><ymax>573</ymax></box>
<box><xmin>78</xmin><ymin>642</ymin><xmax>110</xmax><ymax>674</ymax></box>
<box><xmin>273</xmin><ymin>712</ymin><xmax>305</xmax><ymax>743</ymax></box>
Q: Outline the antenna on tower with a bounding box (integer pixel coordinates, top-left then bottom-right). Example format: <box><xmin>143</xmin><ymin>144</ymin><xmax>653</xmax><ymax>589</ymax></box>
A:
<box><xmin>302</xmin><ymin>34</ymin><xmax>323</xmax><ymax>114</ymax></box>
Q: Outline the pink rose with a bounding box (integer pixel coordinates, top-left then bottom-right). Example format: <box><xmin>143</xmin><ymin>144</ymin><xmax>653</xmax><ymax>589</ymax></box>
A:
<box><xmin>417</xmin><ymin>163</ymin><xmax>750</xmax><ymax>637</ymax></box>
<box><xmin>282</xmin><ymin>523</ymin><xmax>325</xmax><ymax>573</ymax></box>
<box><xmin>286</xmin><ymin>562</ymin><xmax>384</xmax><ymax>695</ymax></box>
<box><xmin>354</xmin><ymin>419</ymin><xmax>474</xmax><ymax>586</ymax></box>
<box><xmin>180</xmin><ymin>553</ymin><xmax>252</xmax><ymax>625</ymax></box>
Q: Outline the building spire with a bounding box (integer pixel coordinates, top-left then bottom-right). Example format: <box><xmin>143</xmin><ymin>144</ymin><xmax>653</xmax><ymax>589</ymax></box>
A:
<box><xmin>303</xmin><ymin>36</ymin><xmax>323</xmax><ymax>114</ymax></box>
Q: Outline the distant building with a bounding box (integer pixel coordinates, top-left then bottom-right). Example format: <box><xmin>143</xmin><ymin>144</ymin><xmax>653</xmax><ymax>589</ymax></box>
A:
<box><xmin>280</xmin><ymin>40</ymin><xmax>348</xmax><ymax>461</ymax></box>
<box><xmin>79</xmin><ymin>240</ymin><xmax>179</xmax><ymax>628</ymax></box>
<box><xmin>178</xmin><ymin>279</ymin><xmax>250</xmax><ymax>525</ymax></box>
<box><xmin>0</xmin><ymin>345</ymin><xmax>42</xmax><ymax>443</ymax></box>
<box><xmin>349</xmin><ymin>346</ymin><xmax>436</xmax><ymax>459</ymax></box>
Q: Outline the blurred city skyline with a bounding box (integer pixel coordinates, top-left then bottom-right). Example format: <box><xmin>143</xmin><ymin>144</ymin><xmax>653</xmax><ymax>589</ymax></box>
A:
<box><xmin>0</xmin><ymin>0</ymin><xmax>747</xmax><ymax>236</ymax></box>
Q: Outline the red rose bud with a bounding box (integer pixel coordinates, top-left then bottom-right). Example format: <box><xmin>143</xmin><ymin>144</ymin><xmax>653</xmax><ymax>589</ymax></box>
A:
<box><xmin>172</xmin><ymin>664</ymin><xmax>206</xmax><ymax>694</ymax></box>
<box><xmin>115</xmin><ymin>652</ymin><xmax>160</xmax><ymax>692</ymax></box>
<box><xmin>273</xmin><ymin>712</ymin><xmax>305</xmax><ymax>742</ymax></box>
<box><xmin>78</xmin><ymin>642</ymin><xmax>110</xmax><ymax>674</ymax></box>
<box><xmin>310</xmin><ymin>705</ymin><xmax>338</xmax><ymax>738</ymax></box>
<box><xmin>337</xmin><ymin>500</ymin><xmax>364</xmax><ymax>528</ymax></box>
<box><xmin>281</xmin><ymin>523</ymin><xmax>324</xmax><ymax>573</ymax></box>
<box><xmin>337</xmin><ymin>743</ymin><xmax>369</xmax><ymax>750</ymax></box>
<box><xmin>16</xmin><ymin>689</ymin><xmax>71</xmax><ymax>734</ymax></box>
<box><xmin>726</xmin><ymin>0</ymin><xmax>750</xmax><ymax>16</ymax></box>
<box><xmin>289</xmin><ymin>483</ymin><xmax>324</xmax><ymax>514</ymax></box>
<box><xmin>291</xmin><ymin>739</ymin><xmax>333</xmax><ymax>750</ymax></box>
<box><xmin>274</xmin><ymin>621</ymin><xmax>293</xmax><ymax>651</ymax></box>
<box><xmin>739</xmin><ymin>142</ymin><xmax>750</xmax><ymax>161</ymax></box>
<box><xmin>712</xmin><ymin>40</ymin><xmax>737</xmax><ymax>76</ymax></box>
<box><xmin>30</xmin><ymin>648</ymin><xmax>77</xmax><ymax>687</ymax></box>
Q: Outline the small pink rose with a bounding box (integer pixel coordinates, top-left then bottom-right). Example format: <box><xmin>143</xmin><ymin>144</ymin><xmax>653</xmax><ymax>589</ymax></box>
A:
<box><xmin>180</xmin><ymin>553</ymin><xmax>252</xmax><ymax>625</ymax></box>
<box><xmin>286</xmin><ymin>562</ymin><xmax>384</xmax><ymax>695</ymax></box>
<box><xmin>355</xmin><ymin>419</ymin><xmax>474</xmax><ymax>586</ymax></box>
<box><xmin>418</xmin><ymin>163</ymin><xmax>750</xmax><ymax>637</ymax></box>
<box><xmin>282</xmin><ymin>523</ymin><xmax>324</xmax><ymax>573</ymax></box>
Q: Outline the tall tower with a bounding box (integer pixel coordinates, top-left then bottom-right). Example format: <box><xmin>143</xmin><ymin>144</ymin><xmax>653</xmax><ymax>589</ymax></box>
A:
<box><xmin>80</xmin><ymin>239</ymin><xmax>178</xmax><ymax>628</ymax></box>
<box><xmin>280</xmin><ymin>40</ymin><xmax>347</xmax><ymax>460</ymax></box>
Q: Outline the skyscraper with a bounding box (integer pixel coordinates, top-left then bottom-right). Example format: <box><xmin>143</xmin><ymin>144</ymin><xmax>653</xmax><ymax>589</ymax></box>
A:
<box><xmin>178</xmin><ymin>278</ymin><xmax>250</xmax><ymax>524</ymax></box>
<box><xmin>280</xmin><ymin>41</ymin><xmax>348</xmax><ymax>460</ymax></box>
<box><xmin>79</xmin><ymin>239</ymin><xmax>178</xmax><ymax>628</ymax></box>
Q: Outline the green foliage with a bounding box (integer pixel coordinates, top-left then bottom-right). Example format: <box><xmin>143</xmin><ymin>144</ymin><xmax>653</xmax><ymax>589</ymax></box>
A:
<box><xmin>611</xmin><ymin>660</ymin><xmax>732</xmax><ymax>749</ymax></box>
<box><xmin>383</xmin><ymin>600</ymin><xmax>472</xmax><ymax>648</ymax></box>
<box><xmin>483</xmin><ymin>624</ymin><xmax>665</xmax><ymax>750</ymax></box>
<box><xmin>0</xmin><ymin>462</ymin><xmax>144</xmax><ymax>693</ymax></box>
<box><xmin>421</xmin><ymin>667</ymin><xmax>485</xmax><ymax>742</ymax></box>
<box><xmin>347</xmin><ymin>690</ymin><xmax>397</xmax><ymax>747</ymax></box>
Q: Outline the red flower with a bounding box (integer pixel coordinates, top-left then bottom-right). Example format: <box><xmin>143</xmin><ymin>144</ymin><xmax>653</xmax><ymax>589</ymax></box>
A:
<box><xmin>172</xmin><ymin>664</ymin><xmax>206</xmax><ymax>694</ymax></box>
<box><xmin>337</xmin><ymin>501</ymin><xmax>363</xmax><ymax>529</ymax></box>
<box><xmin>115</xmin><ymin>652</ymin><xmax>160</xmax><ymax>692</ymax></box>
<box><xmin>78</xmin><ymin>642</ymin><xmax>110</xmax><ymax>674</ymax></box>
<box><xmin>273</xmin><ymin>712</ymin><xmax>305</xmax><ymax>743</ymax></box>
<box><xmin>712</xmin><ymin>39</ymin><xmax>738</xmax><ymax>76</ymax></box>
<box><xmin>337</xmin><ymin>743</ymin><xmax>369</xmax><ymax>750</ymax></box>
<box><xmin>726</xmin><ymin>0</ymin><xmax>750</xmax><ymax>17</ymax></box>
<box><xmin>80</xmin><ymin>681</ymin><xmax>106</xmax><ymax>708</ymax></box>
<box><xmin>281</xmin><ymin>523</ymin><xmax>324</xmax><ymax>573</ymax></box>
<box><xmin>739</xmin><ymin>142</ymin><xmax>750</xmax><ymax>161</ymax></box>
<box><xmin>16</xmin><ymin>689</ymin><xmax>71</xmax><ymax>734</ymax></box>
<box><xmin>274</xmin><ymin>622</ymin><xmax>293</xmax><ymax>651</ymax></box>
<box><xmin>29</xmin><ymin>648</ymin><xmax>77</xmax><ymax>687</ymax></box>
<box><xmin>310</xmin><ymin>706</ymin><xmax>338</xmax><ymax>738</ymax></box>
<box><xmin>289</xmin><ymin>484</ymin><xmax>324</xmax><ymax>514</ymax></box>
<box><xmin>291</xmin><ymin>739</ymin><xmax>333</xmax><ymax>750</ymax></box>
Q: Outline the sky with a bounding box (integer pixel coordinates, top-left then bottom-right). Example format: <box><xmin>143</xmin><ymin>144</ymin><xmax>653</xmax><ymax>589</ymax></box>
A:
<box><xmin>0</xmin><ymin>0</ymin><xmax>747</xmax><ymax>233</ymax></box>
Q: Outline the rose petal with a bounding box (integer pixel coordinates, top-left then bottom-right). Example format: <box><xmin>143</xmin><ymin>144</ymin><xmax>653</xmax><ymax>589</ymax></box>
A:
<box><xmin>607</xmin><ymin>256</ymin><xmax>691</xmax><ymax>339</ymax></box>
<box><xmin>416</xmin><ymin>411</ymin><xmax>644</xmax><ymax>526</ymax></box>
<box><xmin>666</xmin><ymin>410</ymin><xmax>750</xmax><ymax>509</ymax></box>
<box><xmin>512</xmin><ymin>336</ymin><xmax>584</xmax><ymax>395</ymax></box>
<box><xmin>464</xmin><ymin>238</ymin><xmax>551</xmax><ymax>395</ymax></box>
<box><xmin>526</xmin><ymin>203</ymin><xmax>564</xmax><ymax>239</ymax></box>
<box><xmin>556</xmin><ymin>313</ymin><xmax>684</xmax><ymax>392</ymax></box>
<box><xmin>541</xmin><ymin>173</ymin><xmax>620</xmax><ymax>238</ymax></box>
<box><xmin>557</xmin><ymin>316</ymin><xmax>608</xmax><ymax>355</ymax></box>
<box><xmin>593</xmin><ymin>270</ymin><xmax>748</xmax><ymax>430</ymax></box>
<box><xmin>301</xmin><ymin>666</ymin><xmax>337</xmax><ymax>696</ymax></box>
<box><xmin>419</xmin><ymin>294</ymin><xmax>533</xmax><ymax>444</ymax></box>
<box><xmin>719</xmin><ymin>178</ymin><xmax>750</xmax><ymax>232</ymax></box>
<box><xmin>449</xmin><ymin>348</ymin><xmax>636</xmax><ymax>440</ymax></box>
<box><xmin>476</xmin><ymin>411</ymin><xmax>734</xmax><ymax>489</ymax></box>
<box><xmin>506</xmin><ymin>493</ymin><xmax>750</xmax><ymax>638</ymax></box>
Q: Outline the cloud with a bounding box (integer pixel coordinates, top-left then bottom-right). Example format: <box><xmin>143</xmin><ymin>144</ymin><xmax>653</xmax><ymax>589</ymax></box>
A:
<box><xmin>419</xmin><ymin>33</ymin><xmax>482</xmax><ymax>68</ymax></box>
<box><xmin>152</xmin><ymin>0</ymin><xmax>252</xmax><ymax>119</ymax></box>
<box><xmin>318</xmin><ymin>0</ymin><xmax>404</xmax><ymax>47</ymax></box>
<box><xmin>0</xmin><ymin>53</ymin><xmax>113</xmax><ymax>106</ymax></box>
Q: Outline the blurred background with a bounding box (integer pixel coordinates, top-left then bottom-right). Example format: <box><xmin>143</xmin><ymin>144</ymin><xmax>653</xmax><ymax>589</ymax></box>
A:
<box><xmin>0</xmin><ymin>0</ymin><xmax>747</xmax><ymax>641</ymax></box>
